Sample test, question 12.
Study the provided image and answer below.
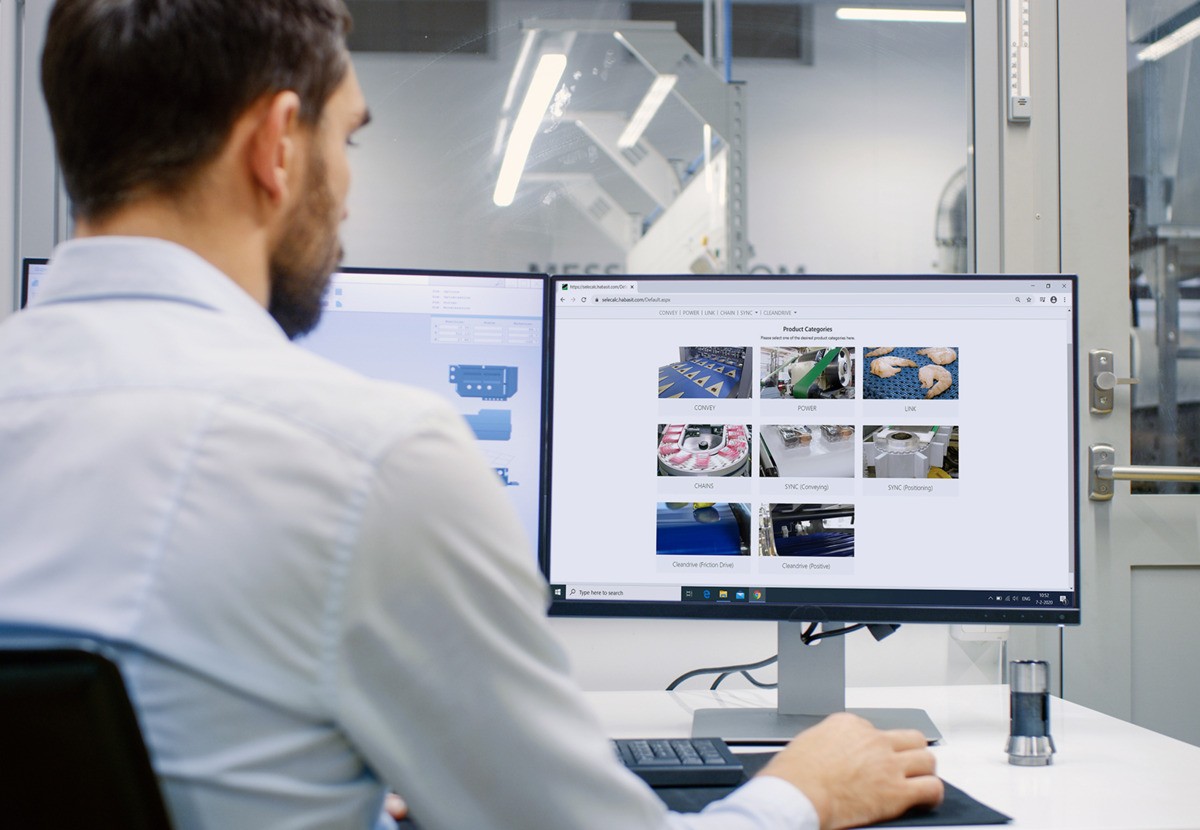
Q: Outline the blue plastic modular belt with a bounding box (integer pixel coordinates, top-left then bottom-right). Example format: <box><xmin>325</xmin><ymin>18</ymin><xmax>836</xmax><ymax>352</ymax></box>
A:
<box><xmin>862</xmin><ymin>347</ymin><xmax>959</xmax><ymax>400</ymax></box>
<box><xmin>773</xmin><ymin>530</ymin><xmax>855</xmax><ymax>557</ymax></box>
<box><xmin>655</xmin><ymin>504</ymin><xmax>745</xmax><ymax>556</ymax></box>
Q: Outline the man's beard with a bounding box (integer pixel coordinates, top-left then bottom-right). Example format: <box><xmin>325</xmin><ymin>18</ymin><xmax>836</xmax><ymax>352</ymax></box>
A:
<box><xmin>268</xmin><ymin>147</ymin><xmax>343</xmax><ymax>340</ymax></box>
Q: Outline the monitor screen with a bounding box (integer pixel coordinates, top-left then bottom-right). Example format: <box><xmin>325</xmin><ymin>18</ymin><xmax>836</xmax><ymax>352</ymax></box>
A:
<box><xmin>297</xmin><ymin>268</ymin><xmax>547</xmax><ymax>551</ymax></box>
<box><xmin>20</xmin><ymin>258</ymin><xmax>50</xmax><ymax>308</ymax></box>
<box><xmin>543</xmin><ymin>275</ymin><xmax>1079</xmax><ymax>627</ymax></box>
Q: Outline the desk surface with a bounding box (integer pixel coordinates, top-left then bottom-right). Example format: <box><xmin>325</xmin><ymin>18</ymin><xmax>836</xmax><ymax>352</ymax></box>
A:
<box><xmin>584</xmin><ymin>685</ymin><xmax>1200</xmax><ymax>830</ymax></box>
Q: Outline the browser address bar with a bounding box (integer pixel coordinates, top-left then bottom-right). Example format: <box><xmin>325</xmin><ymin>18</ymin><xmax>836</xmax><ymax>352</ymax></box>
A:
<box><xmin>560</xmin><ymin>292</ymin><xmax>1069</xmax><ymax>307</ymax></box>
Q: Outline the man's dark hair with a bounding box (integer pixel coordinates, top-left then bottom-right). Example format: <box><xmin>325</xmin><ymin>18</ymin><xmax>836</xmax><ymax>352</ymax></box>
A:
<box><xmin>42</xmin><ymin>0</ymin><xmax>353</xmax><ymax>222</ymax></box>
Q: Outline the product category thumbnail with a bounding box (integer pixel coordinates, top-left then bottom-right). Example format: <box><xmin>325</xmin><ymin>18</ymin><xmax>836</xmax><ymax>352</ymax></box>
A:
<box><xmin>658</xmin><ymin>424</ymin><xmax>752</xmax><ymax>477</ymax></box>
<box><xmin>863</xmin><ymin>425</ymin><xmax>959</xmax><ymax>479</ymax></box>
<box><xmin>760</xmin><ymin>424</ymin><xmax>855</xmax><ymax>478</ymax></box>
<box><xmin>759</xmin><ymin>503</ymin><xmax>855</xmax><ymax>558</ymax></box>
<box><xmin>863</xmin><ymin>347</ymin><xmax>958</xmax><ymax>400</ymax></box>
<box><xmin>658</xmin><ymin>346</ymin><xmax>754</xmax><ymax>399</ymax></box>
<box><xmin>657</xmin><ymin>502</ymin><xmax>752</xmax><ymax>556</ymax></box>
<box><xmin>760</xmin><ymin>346</ymin><xmax>855</xmax><ymax>400</ymax></box>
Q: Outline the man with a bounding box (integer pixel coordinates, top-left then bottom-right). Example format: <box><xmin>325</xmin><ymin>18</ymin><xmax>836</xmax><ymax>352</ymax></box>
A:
<box><xmin>0</xmin><ymin>1</ymin><xmax>942</xmax><ymax>828</ymax></box>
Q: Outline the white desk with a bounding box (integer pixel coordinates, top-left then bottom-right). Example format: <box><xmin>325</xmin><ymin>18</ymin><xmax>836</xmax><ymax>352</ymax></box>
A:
<box><xmin>585</xmin><ymin>685</ymin><xmax>1200</xmax><ymax>829</ymax></box>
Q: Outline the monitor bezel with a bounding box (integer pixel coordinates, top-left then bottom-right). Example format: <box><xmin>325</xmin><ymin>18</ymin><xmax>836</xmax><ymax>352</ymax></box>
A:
<box><xmin>20</xmin><ymin>258</ymin><xmax>49</xmax><ymax>309</ymax></box>
<box><xmin>539</xmin><ymin>273</ymin><xmax>1081</xmax><ymax>627</ymax></box>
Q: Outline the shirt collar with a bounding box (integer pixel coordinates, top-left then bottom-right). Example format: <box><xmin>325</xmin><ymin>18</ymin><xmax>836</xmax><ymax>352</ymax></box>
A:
<box><xmin>36</xmin><ymin>236</ymin><xmax>287</xmax><ymax>339</ymax></box>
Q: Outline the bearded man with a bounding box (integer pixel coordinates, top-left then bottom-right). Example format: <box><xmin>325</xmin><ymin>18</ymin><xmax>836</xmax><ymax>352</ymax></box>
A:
<box><xmin>0</xmin><ymin>2</ymin><xmax>941</xmax><ymax>829</ymax></box>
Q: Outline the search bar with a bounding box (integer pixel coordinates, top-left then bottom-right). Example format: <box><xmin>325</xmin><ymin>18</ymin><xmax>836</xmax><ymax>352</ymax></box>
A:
<box><xmin>561</xmin><ymin>584</ymin><xmax>681</xmax><ymax>601</ymax></box>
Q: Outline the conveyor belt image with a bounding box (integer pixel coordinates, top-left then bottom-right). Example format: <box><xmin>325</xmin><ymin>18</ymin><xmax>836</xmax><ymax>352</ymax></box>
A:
<box><xmin>656</xmin><ymin>503</ymin><xmax>751</xmax><ymax>556</ymax></box>
<box><xmin>863</xmin><ymin>347</ymin><xmax>958</xmax><ymax>400</ymax></box>
<box><xmin>761</xmin><ymin>503</ymin><xmax>854</xmax><ymax>557</ymax></box>
<box><xmin>759</xmin><ymin>424</ymin><xmax>855</xmax><ymax>478</ymax></box>
<box><xmin>658</xmin><ymin>346</ymin><xmax>753</xmax><ymax>399</ymax></box>
<box><xmin>760</xmin><ymin>347</ymin><xmax>855</xmax><ymax>400</ymax></box>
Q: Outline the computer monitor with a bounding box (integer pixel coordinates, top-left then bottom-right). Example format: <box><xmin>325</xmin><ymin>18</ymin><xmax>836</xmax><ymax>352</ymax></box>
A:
<box><xmin>542</xmin><ymin>274</ymin><xmax>1079</xmax><ymax>741</ymax></box>
<box><xmin>297</xmin><ymin>267</ymin><xmax>547</xmax><ymax>551</ymax></box>
<box><xmin>20</xmin><ymin>258</ymin><xmax>50</xmax><ymax>308</ymax></box>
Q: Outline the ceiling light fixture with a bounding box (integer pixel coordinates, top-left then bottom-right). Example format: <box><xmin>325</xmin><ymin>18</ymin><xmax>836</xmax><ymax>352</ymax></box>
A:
<box><xmin>1136</xmin><ymin>5</ymin><xmax>1200</xmax><ymax>62</ymax></box>
<box><xmin>836</xmin><ymin>7</ymin><xmax>966</xmax><ymax>23</ymax></box>
<box><xmin>493</xmin><ymin>53</ymin><xmax>567</xmax><ymax>208</ymax></box>
<box><xmin>618</xmin><ymin>74</ymin><xmax>678</xmax><ymax>150</ymax></box>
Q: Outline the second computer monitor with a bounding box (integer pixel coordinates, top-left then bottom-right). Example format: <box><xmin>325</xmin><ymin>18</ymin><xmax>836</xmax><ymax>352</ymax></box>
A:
<box><xmin>297</xmin><ymin>268</ymin><xmax>547</xmax><ymax>552</ymax></box>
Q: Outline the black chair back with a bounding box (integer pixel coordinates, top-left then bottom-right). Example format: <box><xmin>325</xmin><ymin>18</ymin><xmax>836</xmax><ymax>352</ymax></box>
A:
<box><xmin>0</xmin><ymin>641</ymin><xmax>173</xmax><ymax>829</ymax></box>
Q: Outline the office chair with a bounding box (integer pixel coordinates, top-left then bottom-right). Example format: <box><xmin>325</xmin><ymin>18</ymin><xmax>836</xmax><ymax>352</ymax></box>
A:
<box><xmin>0</xmin><ymin>640</ymin><xmax>174</xmax><ymax>829</ymax></box>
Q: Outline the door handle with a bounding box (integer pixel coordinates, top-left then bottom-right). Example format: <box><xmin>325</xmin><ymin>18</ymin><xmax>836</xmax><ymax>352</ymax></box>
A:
<box><xmin>1089</xmin><ymin>444</ymin><xmax>1200</xmax><ymax>500</ymax></box>
<box><xmin>1089</xmin><ymin>349</ymin><xmax>1137</xmax><ymax>414</ymax></box>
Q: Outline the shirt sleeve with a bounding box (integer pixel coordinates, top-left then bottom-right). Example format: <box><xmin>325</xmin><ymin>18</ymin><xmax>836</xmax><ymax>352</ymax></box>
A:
<box><xmin>666</xmin><ymin>776</ymin><xmax>820</xmax><ymax>830</ymax></box>
<box><xmin>330</xmin><ymin>405</ymin><xmax>816</xmax><ymax>830</ymax></box>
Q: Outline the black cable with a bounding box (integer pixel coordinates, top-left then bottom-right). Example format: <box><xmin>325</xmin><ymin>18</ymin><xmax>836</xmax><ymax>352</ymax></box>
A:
<box><xmin>742</xmin><ymin>670</ymin><xmax>776</xmax><ymax>689</ymax></box>
<box><xmin>710</xmin><ymin>669</ymin><xmax>777</xmax><ymax>690</ymax></box>
<box><xmin>669</xmin><ymin>623</ymin><xmax>881</xmax><ymax>690</ymax></box>
<box><xmin>800</xmin><ymin>623</ymin><xmax>866</xmax><ymax>644</ymax></box>
<box><xmin>666</xmin><ymin>654</ymin><xmax>778</xmax><ymax>691</ymax></box>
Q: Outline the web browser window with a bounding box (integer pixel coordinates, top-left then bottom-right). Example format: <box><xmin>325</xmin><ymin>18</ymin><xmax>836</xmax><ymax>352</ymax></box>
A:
<box><xmin>545</xmin><ymin>275</ymin><xmax>1077</xmax><ymax>619</ymax></box>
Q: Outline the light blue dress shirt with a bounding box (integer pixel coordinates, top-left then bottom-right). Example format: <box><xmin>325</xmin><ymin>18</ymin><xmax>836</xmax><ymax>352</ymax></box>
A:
<box><xmin>0</xmin><ymin>237</ymin><xmax>816</xmax><ymax>830</ymax></box>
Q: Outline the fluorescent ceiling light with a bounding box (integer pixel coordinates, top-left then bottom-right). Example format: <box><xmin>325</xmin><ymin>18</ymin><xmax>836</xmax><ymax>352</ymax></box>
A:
<box><xmin>1137</xmin><ymin>16</ymin><xmax>1200</xmax><ymax>62</ymax></box>
<box><xmin>493</xmin><ymin>53</ymin><xmax>567</xmax><ymax>208</ymax></box>
<box><xmin>836</xmin><ymin>7</ymin><xmax>966</xmax><ymax>23</ymax></box>
<box><xmin>501</xmin><ymin>30</ymin><xmax>538</xmax><ymax>113</ymax></box>
<box><xmin>617</xmin><ymin>74</ymin><xmax>678</xmax><ymax>150</ymax></box>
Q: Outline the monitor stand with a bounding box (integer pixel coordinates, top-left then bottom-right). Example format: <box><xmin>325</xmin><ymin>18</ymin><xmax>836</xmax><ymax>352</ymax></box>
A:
<box><xmin>691</xmin><ymin>621</ymin><xmax>942</xmax><ymax>744</ymax></box>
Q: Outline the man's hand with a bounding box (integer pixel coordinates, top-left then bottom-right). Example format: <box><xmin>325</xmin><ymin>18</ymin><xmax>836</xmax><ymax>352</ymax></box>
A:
<box><xmin>384</xmin><ymin>793</ymin><xmax>408</xmax><ymax>821</ymax></box>
<box><xmin>757</xmin><ymin>712</ymin><xmax>944</xmax><ymax>830</ymax></box>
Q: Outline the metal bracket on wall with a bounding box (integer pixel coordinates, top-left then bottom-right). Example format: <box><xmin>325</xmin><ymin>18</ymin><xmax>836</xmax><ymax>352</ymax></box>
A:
<box><xmin>1089</xmin><ymin>349</ymin><xmax>1137</xmax><ymax>414</ymax></box>
<box><xmin>1089</xmin><ymin>443</ymin><xmax>1200</xmax><ymax>500</ymax></box>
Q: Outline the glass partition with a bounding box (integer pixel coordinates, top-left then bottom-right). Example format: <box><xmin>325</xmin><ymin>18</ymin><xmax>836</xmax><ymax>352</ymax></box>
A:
<box><xmin>340</xmin><ymin>1</ymin><xmax>969</xmax><ymax>278</ymax></box>
<box><xmin>1127</xmin><ymin>0</ymin><xmax>1200</xmax><ymax>492</ymax></box>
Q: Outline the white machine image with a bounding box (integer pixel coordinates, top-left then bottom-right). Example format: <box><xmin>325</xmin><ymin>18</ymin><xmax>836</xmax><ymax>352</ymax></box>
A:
<box><xmin>863</xmin><ymin>425</ymin><xmax>957</xmax><ymax>479</ymax></box>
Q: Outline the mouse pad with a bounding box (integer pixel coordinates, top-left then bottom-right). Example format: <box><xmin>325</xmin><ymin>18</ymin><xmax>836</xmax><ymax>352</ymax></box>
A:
<box><xmin>394</xmin><ymin>752</ymin><xmax>1011</xmax><ymax>828</ymax></box>
<box><xmin>653</xmin><ymin>752</ymin><xmax>1011</xmax><ymax>826</ymax></box>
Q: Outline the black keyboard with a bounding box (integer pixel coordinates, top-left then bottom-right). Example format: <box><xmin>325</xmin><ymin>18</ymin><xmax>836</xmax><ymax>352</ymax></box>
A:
<box><xmin>614</xmin><ymin>737</ymin><xmax>745</xmax><ymax>787</ymax></box>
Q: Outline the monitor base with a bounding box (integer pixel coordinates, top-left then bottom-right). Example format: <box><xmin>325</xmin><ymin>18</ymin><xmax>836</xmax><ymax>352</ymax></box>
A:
<box><xmin>691</xmin><ymin>706</ymin><xmax>942</xmax><ymax>745</ymax></box>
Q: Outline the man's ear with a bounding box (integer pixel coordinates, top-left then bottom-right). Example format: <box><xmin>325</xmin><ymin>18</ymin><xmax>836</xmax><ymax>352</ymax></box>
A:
<box><xmin>246</xmin><ymin>90</ymin><xmax>304</xmax><ymax>206</ymax></box>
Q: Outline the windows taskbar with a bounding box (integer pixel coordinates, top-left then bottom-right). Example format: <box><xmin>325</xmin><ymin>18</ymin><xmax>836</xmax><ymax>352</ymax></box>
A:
<box><xmin>549</xmin><ymin>584</ymin><xmax>1077</xmax><ymax>611</ymax></box>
